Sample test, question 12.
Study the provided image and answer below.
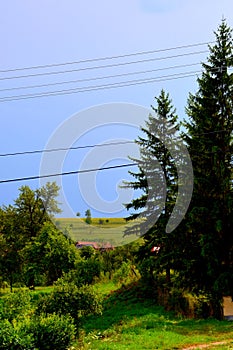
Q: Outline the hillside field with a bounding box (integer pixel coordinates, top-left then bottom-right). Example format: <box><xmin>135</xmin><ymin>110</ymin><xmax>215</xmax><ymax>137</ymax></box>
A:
<box><xmin>54</xmin><ymin>217</ymin><xmax>141</xmax><ymax>246</ymax></box>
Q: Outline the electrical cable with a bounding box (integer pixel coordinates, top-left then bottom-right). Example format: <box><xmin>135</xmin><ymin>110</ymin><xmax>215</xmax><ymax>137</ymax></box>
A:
<box><xmin>0</xmin><ymin>141</ymin><xmax>135</xmax><ymax>158</ymax></box>
<box><xmin>0</xmin><ymin>70</ymin><xmax>201</xmax><ymax>102</ymax></box>
<box><xmin>0</xmin><ymin>41</ymin><xmax>213</xmax><ymax>74</ymax></box>
<box><xmin>1</xmin><ymin>65</ymin><xmax>229</xmax><ymax>102</ymax></box>
<box><xmin>0</xmin><ymin>163</ymin><xmax>138</xmax><ymax>184</ymax></box>
<box><xmin>0</xmin><ymin>130</ymin><xmax>231</xmax><ymax>159</ymax></box>
<box><xmin>0</xmin><ymin>62</ymin><xmax>201</xmax><ymax>93</ymax></box>
<box><xmin>0</xmin><ymin>50</ymin><xmax>208</xmax><ymax>81</ymax></box>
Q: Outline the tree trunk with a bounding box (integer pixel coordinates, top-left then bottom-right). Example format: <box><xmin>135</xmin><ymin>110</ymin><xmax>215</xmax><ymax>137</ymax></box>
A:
<box><xmin>166</xmin><ymin>266</ymin><xmax>171</xmax><ymax>284</ymax></box>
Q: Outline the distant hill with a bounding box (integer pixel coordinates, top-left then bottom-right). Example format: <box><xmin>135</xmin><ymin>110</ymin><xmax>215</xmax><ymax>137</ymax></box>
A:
<box><xmin>54</xmin><ymin>217</ymin><xmax>140</xmax><ymax>247</ymax></box>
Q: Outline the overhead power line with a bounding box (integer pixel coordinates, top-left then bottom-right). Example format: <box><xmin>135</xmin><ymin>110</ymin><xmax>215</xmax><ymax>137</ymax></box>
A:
<box><xmin>0</xmin><ymin>62</ymin><xmax>229</xmax><ymax>102</ymax></box>
<box><xmin>0</xmin><ymin>141</ymin><xmax>135</xmax><ymax>158</ymax></box>
<box><xmin>2</xmin><ymin>64</ymin><xmax>230</xmax><ymax>103</ymax></box>
<box><xmin>0</xmin><ymin>62</ymin><xmax>201</xmax><ymax>93</ymax></box>
<box><xmin>0</xmin><ymin>50</ymin><xmax>208</xmax><ymax>81</ymax></box>
<box><xmin>0</xmin><ymin>129</ymin><xmax>231</xmax><ymax>159</ymax></box>
<box><xmin>1</xmin><ymin>137</ymin><xmax>231</xmax><ymax>184</ymax></box>
<box><xmin>0</xmin><ymin>41</ymin><xmax>213</xmax><ymax>74</ymax></box>
<box><xmin>0</xmin><ymin>163</ymin><xmax>137</xmax><ymax>184</ymax></box>
<box><xmin>0</xmin><ymin>70</ymin><xmax>202</xmax><ymax>102</ymax></box>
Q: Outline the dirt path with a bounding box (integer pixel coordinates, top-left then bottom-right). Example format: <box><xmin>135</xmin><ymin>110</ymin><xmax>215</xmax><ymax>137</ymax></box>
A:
<box><xmin>182</xmin><ymin>340</ymin><xmax>233</xmax><ymax>349</ymax></box>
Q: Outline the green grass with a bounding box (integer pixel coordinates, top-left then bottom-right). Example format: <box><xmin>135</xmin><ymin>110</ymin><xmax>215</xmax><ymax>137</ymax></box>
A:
<box><xmin>93</xmin><ymin>280</ymin><xmax>119</xmax><ymax>296</ymax></box>
<box><xmin>77</xmin><ymin>282</ymin><xmax>233</xmax><ymax>350</ymax></box>
<box><xmin>1</xmin><ymin>280</ymin><xmax>233</xmax><ymax>349</ymax></box>
<box><xmin>54</xmin><ymin>217</ymin><xmax>141</xmax><ymax>246</ymax></box>
<box><xmin>0</xmin><ymin>285</ymin><xmax>53</xmax><ymax>294</ymax></box>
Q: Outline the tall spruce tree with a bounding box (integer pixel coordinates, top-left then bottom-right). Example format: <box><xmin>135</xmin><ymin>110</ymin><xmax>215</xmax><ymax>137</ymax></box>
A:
<box><xmin>183</xmin><ymin>20</ymin><xmax>233</xmax><ymax>317</ymax></box>
<box><xmin>124</xmin><ymin>89</ymin><xmax>180</xmax><ymax>282</ymax></box>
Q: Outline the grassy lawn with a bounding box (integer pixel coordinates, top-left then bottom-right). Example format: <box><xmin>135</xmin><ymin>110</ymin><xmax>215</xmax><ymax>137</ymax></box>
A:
<box><xmin>77</xmin><ymin>283</ymin><xmax>233</xmax><ymax>350</ymax></box>
<box><xmin>0</xmin><ymin>285</ymin><xmax>53</xmax><ymax>296</ymax></box>
<box><xmin>1</xmin><ymin>280</ymin><xmax>232</xmax><ymax>349</ymax></box>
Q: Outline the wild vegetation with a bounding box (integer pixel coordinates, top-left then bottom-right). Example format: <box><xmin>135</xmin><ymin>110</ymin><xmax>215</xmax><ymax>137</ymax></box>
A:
<box><xmin>0</xmin><ymin>20</ymin><xmax>233</xmax><ymax>349</ymax></box>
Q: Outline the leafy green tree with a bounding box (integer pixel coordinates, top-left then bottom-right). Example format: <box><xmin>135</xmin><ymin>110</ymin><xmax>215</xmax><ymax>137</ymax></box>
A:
<box><xmin>0</xmin><ymin>182</ymin><xmax>62</xmax><ymax>289</ymax></box>
<box><xmin>0</xmin><ymin>207</ymin><xmax>23</xmax><ymax>291</ymax></box>
<box><xmin>124</xmin><ymin>89</ymin><xmax>180</xmax><ymax>283</ymax></box>
<box><xmin>85</xmin><ymin>209</ymin><xmax>92</xmax><ymax>224</ymax></box>
<box><xmin>22</xmin><ymin>222</ymin><xmax>79</xmax><ymax>285</ymax></box>
<box><xmin>38</xmin><ymin>182</ymin><xmax>61</xmax><ymax>218</ymax></box>
<box><xmin>14</xmin><ymin>182</ymin><xmax>61</xmax><ymax>240</ymax></box>
<box><xmin>182</xmin><ymin>20</ymin><xmax>233</xmax><ymax>318</ymax></box>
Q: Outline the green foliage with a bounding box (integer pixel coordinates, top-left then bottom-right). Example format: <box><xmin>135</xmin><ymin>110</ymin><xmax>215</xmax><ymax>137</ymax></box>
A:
<box><xmin>165</xmin><ymin>288</ymin><xmax>189</xmax><ymax>316</ymax></box>
<box><xmin>112</xmin><ymin>261</ymin><xmax>138</xmax><ymax>286</ymax></box>
<box><xmin>38</xmin><ymin>182</ymin><xmax>61</xmax><ymax>217</ymax></box>
<box><xmin>24</xmin><ymin>314</ymin><xmax>76</xmax><ymax>350</ymax></box>
<box><xmin>0</xmin><ymin>182</ymin><xmax>62</xmax><ymax>289</ymax></box>
<box><xmin>60</xmin><ymin>257</ymin><xmax>102</xmax><ymax>286</ymax></box>
<box><xmin>82</xmin><ymin>281</ymin><xmax>233</xmax><ymax>350</ymax></box>
<box><xmin>85</xmin><ymin>209</ymin><xmax>92</xmax><ymax>224</ymax></box>
<box><xmin>22</xmin><ymin>222</ymin><xmax>79</xmax><ymax>285</ymax></box>
<box><xmin>0</xmin><ymin>290</ymin><xmax>32</xmax><ymax>322</ymax></box>
<box><xmin>76</xmin><ymin>259</ymin><xmax>102</xmax><ymax>285</ymax></box>
<box><xmin>14</xmin><ymin>182</ymin><xmax>60</xmax><ymax>240</ymax></box>
<box><xmin>124</xmin><ymin>89</ymin><xmax>180</xmax><ymax>284</ymax></box>
<box><xmin>0</xmin><ymin>207</ymin><xmax>23</xmax><ymax>291</ymax></box>
<box><xmin>79</xmin><ymin>245</ymin><xmax>95</xmax><ymax>259</ymax></box>
<box><xmin>0</xmin><ymin>314</ymin><xmax>75</xmax><ymax>350</ymax></box>
<box><xmin>181</xmin><ymin>20</ymin><xmax>233</xmax><ymax>313</ymax></box>
<box><xmin>36</xmin><ymin>277</ymin><xmax>102</xmax><ymax>327</ymax></box>
<box><xmin>0</xmin><ymin>319</ymin><xmax>34</xmax><ymax>350</ymax></box>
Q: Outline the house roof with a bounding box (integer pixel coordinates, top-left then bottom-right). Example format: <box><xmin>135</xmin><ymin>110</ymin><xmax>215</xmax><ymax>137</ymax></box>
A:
<box><xmin>75</xmin><ymin>241</ymin><xmax>114</xmax><ymax>250</ymax></box>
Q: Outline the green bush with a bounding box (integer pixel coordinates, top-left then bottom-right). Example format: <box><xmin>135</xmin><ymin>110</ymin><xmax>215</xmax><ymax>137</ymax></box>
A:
<box><xmin>36</xmin><ymin>278</ymin><xmax>102</xmax><ymax>327</ymax></box>
<box><xmin>75</xmin><ymin>259</ymin><xmax>101</xmax><ymax>285</ymax></box>
<box><xmin>26</xmin><ymin>314</ymin><xmax>75</xmax><ymax>350</ymax></box>
<box><xmin>112</xmin><ymin>261</ymin><xmax>136</xmax><ymax>286</ymax></box>
<box><xmin>167</xmin><ymin>288</ymin><xmax>189</xmax><ymax>316</ymax></box>
<box><xmin>0</xmin><ymin>289</ymin><xmax>32</xmax><ymax>322</ymax></box>
<box><xmin>0</xmin><ymin>314</ymin><xmax>75</xmax><ymax>350</ymax></box>
<box><xmin>0</xmin><ymin>319</ymin><xmax>34</xmax><ymax>350</ymax></box>
<box><xmin>193</xmin><ymin>294</ymin><xmax>213</xmax><ymax>319</ymax></box>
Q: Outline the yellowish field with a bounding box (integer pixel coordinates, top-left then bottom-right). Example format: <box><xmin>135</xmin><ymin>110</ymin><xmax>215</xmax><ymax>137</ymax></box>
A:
<box><xmin>54</xmin><ymin>217</ymin><xmax>141</xmax><ymax>246</ymax></box>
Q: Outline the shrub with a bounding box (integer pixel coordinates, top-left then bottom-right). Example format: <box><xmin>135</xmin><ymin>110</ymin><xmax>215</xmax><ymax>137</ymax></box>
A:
<box><xmin>0</xmin><ymin>315</ymin><xmax>75</xmax><ymax>350</ymax></box>
<box><xmin>36</xmin><ymin>278</ymin><xmax>102</xmax><ymax>327</ymax></box>
<box><xmin>26</xmin><ymin>314</ymin><xmax>75</xmax><ymax>350</ymax></box>
<box><xmin>0</xmin><ymin>278</ymin><xmax>8</xmax><ymax>291</ymax></box>
<box><xmin>0</xmin><ymin>289</ymin><xmax>32</xmax><ymax>322</ymax></box>
<box><xmin>75</xmin><ymin>259</ymin><xmax>101</xmax><ymax>284</ymax></box>
<box><xmin>78</xmin><ymin>246</ymin><xmax>95</xmax><ymax>260</ymax></box>
<box><xmin>112</xmin><ymin>261</ymin><xmax>136</xmax><ymax>286</ymax></box>
<box><xmin>166</xmin><ymin>288</ymin><xmax>189</xmax><ymax>316</ymax></box>
<box><xmin>192</xmin><ymin>294</ymin><xmax>213</xmax><ymax>319</ymax></box>
<box><xmin>0</xmin><ymin>319</ymin><xmax>34</xmax><ymax>350</ymax></box>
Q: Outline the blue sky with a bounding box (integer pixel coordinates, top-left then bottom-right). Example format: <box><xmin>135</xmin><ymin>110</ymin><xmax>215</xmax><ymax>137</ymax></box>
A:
<box><xmin>0</xmin><ymin>0</ymin><xmax>233</xmax><ymax>218</ymax></box>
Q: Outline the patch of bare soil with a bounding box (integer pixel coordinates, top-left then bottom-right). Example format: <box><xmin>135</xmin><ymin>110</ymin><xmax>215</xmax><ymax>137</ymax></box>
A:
<box><xmin>224</xmin><ymin>297</ymin><xmax>233</xmax><ymax>318</ymax></box>
<box><xmin>182</xmin><ymin>340</ymin><xmax>232</xmax><ymax>349</ymax></box>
